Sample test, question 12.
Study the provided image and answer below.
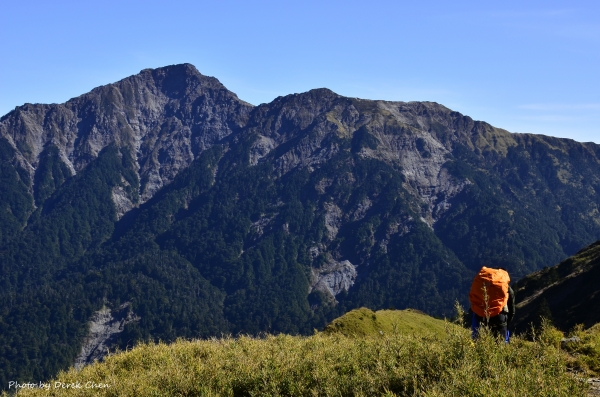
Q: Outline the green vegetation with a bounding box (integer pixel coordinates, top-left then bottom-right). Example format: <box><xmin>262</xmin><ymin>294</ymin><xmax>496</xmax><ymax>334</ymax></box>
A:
<box><xmin>0</xmin><ymin>138</ymin><xmax>34</xmax><ymax>246</ymax></box>
<box><xmin>0</xmin><ymin>145</ymin><xmax>142</xmax><ymax>387</ymax></box>
<box><xmin>33</xmin><ymin>145</ymin><xmax>72</xmax><ymax>205</ymax></box>
<box><xmin>563</xmin><ymin>323</ymin><xmax>600</xmax><ymax>377</ymax></box>
<box><xmin>323</xmin><ymin>308</ymin><xmax>457</xmax><ymax>338</ymax></box>
<box><xmin>513</xmin><ymin>240</ymin><xmax>600</xmax><ymax>332</ymax></box>
<box><xmin>435</xmin><ymin>133</ymin><xmax>600</xmax><ymax>281</ymax></box>
<box><xmin>6</xmin><ymin>322</ymin><xmax>588</xmax><ymax>397</ymax></box>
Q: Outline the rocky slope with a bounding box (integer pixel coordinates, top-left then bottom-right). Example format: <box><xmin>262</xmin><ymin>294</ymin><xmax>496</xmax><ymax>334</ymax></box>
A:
<box><xmin>0</xmin><ymin>63</ymin><xmax>252</xmax><ymax>208</ymax></box>
<box><xmin>73</xmin><ymin>302</ymin><xmax>139</xmax><ymax>370</ymax></box>
<box><xmin>235</xmin><ymin>89</ymin><xmax>600</xmax><ymax>277</ymax></box>
<box><xmin>1</xmin><ymin>64</ymin><xmax>600</xmax><ymax>386</ymax></box>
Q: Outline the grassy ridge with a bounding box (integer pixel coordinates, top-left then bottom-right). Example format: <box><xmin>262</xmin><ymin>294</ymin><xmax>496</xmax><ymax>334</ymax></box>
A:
<box><xmin>322</xmin><ymin>308</ymin><xmax>455</xmax><ymax>338</ymax></box>
<box><xmin>7</xmin><ymin>322</ymin><xmax>587</xmax><ymax>397</ymax></box>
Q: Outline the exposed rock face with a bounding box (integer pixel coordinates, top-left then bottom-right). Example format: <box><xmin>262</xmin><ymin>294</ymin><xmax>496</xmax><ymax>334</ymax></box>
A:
<box><xmin>243</xmin><ymin>89</ymin><xmax>355</xmax><ymax>176</ymax></box>
<box><xmin>350</xmin><ymin>198</ymin><xmax>372</xmax><ymax>222</ymax></box>
<box><xmin>310</xmin><ymin>259</ymin><xmax>358</xmax><ymax>300</ymax></box>
<box><xmin>0</xmin><ymin>68</ymin><xmax>527</xmax><ymax>228</ymax></box>
<box><xmin>239</xmin><ymin>93</ymin><xmax>485</xmax><ymax>228</ymax></box>
<box><xmin>250</xmin><ymin>213</ymin><xmax>278</xmax><ymax>239</ymax></box>
<box><xmin>0</xmin><ymin>63</ymin><xmax>253</xmax><ymax>205</ymax></box>
<box><xmin>324</xmin><ymin>202</ymin><xmax>343</xmax><ymax>240</ymax></box>
<box><xmin>4</xmin><ymin>63</ymin><xmax>599</xmax><ymax>247</ymax></box>
<box><xmin>74</xmin><ymin>303</ymin><xmax>140</xmax><ymax>369</ymax></box>
<box><xmin>111</xmin><ymin>176</ymin><xmax>136</xmax><ymax>220</ymax></box>
<box><xmin>249</xmin><ymin>135</ymin><xmax>275</xmax><ymax>166</ymax></box>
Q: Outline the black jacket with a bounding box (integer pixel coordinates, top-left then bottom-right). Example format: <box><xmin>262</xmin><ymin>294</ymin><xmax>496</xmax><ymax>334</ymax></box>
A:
<box><xmin>507</xmin><ymin>285</ymin><xmax>516</xmax><ymax>324</ymax></box>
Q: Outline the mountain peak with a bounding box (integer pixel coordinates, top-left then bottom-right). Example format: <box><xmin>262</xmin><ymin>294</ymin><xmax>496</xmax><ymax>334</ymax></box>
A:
<box><xmin>102</xmin><ymin>63</ymin><xmax>227</xmax><ymax>100</ymax></box>
<box><xmin>0</xmin><ymin>63</ymin><xmax>253</xmax><ymax>202</ymax></box>
<box><xmin>141</xmin><ymin>62</ymin><xmax>199</xmax><ymax>74</ymax></box>
<box><xmin>137</xmin><ymin>63</ymin><xmax>205</xmax><ymax>80</ymax></box>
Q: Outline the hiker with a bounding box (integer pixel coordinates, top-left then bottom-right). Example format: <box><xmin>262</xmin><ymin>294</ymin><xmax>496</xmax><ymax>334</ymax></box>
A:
<box><xmin>469</xmin><ymin>266</ymin><xmax>515</xmax><ymax>342</ymax></box>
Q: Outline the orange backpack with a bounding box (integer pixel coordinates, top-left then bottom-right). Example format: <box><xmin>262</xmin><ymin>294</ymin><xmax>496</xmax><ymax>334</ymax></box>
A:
<box><xmin>469</xmin><ymin>267</ymin><xmax>510</xmax><ymax>318</ymax></box>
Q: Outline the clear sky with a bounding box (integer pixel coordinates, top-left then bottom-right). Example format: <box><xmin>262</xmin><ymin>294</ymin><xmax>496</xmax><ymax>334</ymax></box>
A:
<box><xmin>1</xmin><ymin>0</ymin><xmax>599</xmax><ymax>143</ymax></box>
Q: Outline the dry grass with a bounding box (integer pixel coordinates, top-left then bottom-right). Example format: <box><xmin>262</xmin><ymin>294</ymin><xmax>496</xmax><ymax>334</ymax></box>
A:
<box><xmin>5</xmin><ymin>318</ymin><xmax>588</xmax><ymax>397</ymax></box>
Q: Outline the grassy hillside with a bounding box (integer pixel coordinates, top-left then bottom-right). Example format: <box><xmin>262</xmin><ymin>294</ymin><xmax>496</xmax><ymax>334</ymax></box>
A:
<box><xmin>563</xmin><ymin>322</ymin><xmax>600</xmax><ymax>378</ymax></box>
<box><xmin>513</xmin><ymin>240</ymin><xmax>600</xmax><ymax>332</ymax></box>
<box><xmin>5</xmin><ymin>321</ymin><xmax>589</xmax><ymax>397</ymax></box>
<box><xmin>322</xmin><ymin>307</ymin><xmax>456</xmax><ymax>338</ymax></box>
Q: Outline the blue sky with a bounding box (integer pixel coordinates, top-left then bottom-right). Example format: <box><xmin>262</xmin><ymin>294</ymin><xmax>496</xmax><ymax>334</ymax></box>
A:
<box><xmin>1</xmin><ymin>0</ymin><xmax>598</xmax><ymax>143</ymax></box>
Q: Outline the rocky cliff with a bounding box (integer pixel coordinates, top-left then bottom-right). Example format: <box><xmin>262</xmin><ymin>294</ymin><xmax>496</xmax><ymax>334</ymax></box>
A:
<box><xmin>0</xmin><ymin>63</ymin><xmax>252</xmax><ymax>208</ymax></box>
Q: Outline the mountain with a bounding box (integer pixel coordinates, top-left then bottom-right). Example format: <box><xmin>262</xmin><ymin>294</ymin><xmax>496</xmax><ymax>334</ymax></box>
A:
<box><xmin>0</xmin><ymin>63</ymin><xmax>251</xmax><ymax>207</ymax></box>
<box><xmin>1</xmin><ymin>63</ymin><xmax>600</xmax><ymax>385</ymax></box>
<box><xmin>513</xmin><ymin>239</ymin><xmax>600</xmax><ymax>332</ymax></box>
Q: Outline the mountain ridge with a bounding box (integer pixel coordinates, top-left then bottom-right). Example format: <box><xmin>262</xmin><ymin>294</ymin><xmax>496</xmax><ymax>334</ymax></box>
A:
<box><xmin>1</xmin><ymin>63</ymin><xmax>600</xmax><ymax>386</ymax></box>
<box><xmin>0</xmin><ymin>63</ymin><xmax>253</xmax><ymax>205</ymax></box>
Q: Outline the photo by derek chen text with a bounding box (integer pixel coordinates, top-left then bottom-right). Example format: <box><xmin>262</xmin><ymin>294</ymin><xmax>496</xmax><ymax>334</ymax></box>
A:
<box><xmin>8</xmin><ymin>381</ymin><xmax>111</xmax><ymax>390</ymax></box>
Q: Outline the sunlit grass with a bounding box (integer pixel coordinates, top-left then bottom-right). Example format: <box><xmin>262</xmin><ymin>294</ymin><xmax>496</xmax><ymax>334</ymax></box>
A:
<box><xmin>7</xmin><ymin>318</ymin><xmax>588</xmax><ymax>397</ymax></box>
<box><xmin>323</xmin><ymin>308</ymin><xmax>457</xmax><ymax>338</ymax></box>
<box><xmin>563</xmin><ymin>322</ymin><xmax>600</xmax><ymax>377</ymax></box>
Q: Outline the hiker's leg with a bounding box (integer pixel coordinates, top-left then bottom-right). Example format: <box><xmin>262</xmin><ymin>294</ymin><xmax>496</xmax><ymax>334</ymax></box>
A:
<box><xmin>471</xmin><ymin>311</ymin><xmax>481</xmax><ymax>339</ymax></box>
<box><xmin>490</xmin><ymin>313</ymin><xmax>508</xmax><ymax>341</ymax></box>
<box><xmin>496</xmin><ymin>324</ymin><xmax>508</xmax><ymax>341</ymax></box>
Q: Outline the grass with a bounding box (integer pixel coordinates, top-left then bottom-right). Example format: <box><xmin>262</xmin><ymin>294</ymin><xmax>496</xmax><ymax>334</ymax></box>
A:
<box><xmin>323</xmin><ymin>308</ymin><xmax>456</xmax><ymax>338</ymax></box>
<box><xmin>562</xmin><ymin>322</ymin><xmax>600</xmax><ymax>377</ymax></box>
<box><xmin>325</xmin><ymin>112</ymin><xmax>350</xmax><ymax>138</ymax></box>
<box><xmin>5</xmin><ymin>313</ymin><xmax>588</xmax><ymax>397</ymax></box>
